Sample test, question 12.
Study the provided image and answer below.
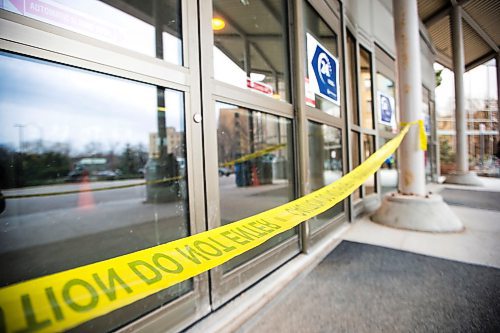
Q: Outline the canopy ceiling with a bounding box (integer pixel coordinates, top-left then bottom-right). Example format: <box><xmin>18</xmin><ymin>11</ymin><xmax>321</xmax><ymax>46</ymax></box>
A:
<box><xmin>418</xmin><ymin>0</ymin><xmax>499</xmax><ymax>71</ymax></box>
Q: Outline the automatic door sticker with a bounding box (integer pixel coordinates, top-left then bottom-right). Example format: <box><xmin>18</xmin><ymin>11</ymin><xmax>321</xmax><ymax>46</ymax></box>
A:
<box><xmin>378</xmin><ymin>91</ymin><xmax>396</xmax><ymax>127</ymax></box>
<box><xmin>306</xmin><ymin>33</ymin><xmax>340</xmax><ymax>105</ymax></box>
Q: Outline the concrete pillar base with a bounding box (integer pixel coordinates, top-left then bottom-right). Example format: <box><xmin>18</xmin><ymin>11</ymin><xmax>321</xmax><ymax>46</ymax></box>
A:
<box><xmin>371</xmin><ymin>193</ymin><xmax>464</xmax><ymax>233</ymax></box>
<box><xmin>444</xmin><ymin>172</ymin><xmax>483</xmax><ymax>186</ymax></box>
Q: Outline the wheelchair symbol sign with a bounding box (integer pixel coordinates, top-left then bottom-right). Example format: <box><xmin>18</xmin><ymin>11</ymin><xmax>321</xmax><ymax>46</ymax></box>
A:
<box><xmin>307</xmin><ymin>33</ymin><xmax>339</xmax><ymax>105</ymax></box>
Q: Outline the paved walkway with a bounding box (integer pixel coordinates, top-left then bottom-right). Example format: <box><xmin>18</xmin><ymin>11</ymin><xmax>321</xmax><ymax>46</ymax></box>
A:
<box><xmin>241</xmin><ymin>177</ymin><xmax>500</xmax><ymax>332</ymax></box>
<box><xmin>344</xmin><ymin>177</ymin><xmax>500</xmax><ymax>269</ymax></box>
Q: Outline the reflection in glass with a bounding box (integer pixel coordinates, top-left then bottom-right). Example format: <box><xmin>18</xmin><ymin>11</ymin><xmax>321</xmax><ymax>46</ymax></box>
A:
<box><xmin>379</xmin><ymin>137</ymin><xmax>398</xmax><ymax>194</ymax></box>
<box><xmin>350</xmin><ymin>131</ymin><xmax>361</xmax><ymax>200</ymax></box>
<box><xmin>1</xmin><ymin>0</ymin><xmax>183</xmax><ymax>65</ymax></box>
<box><xmin>377</xmin><ymin>73</ymin><xmax>397</xmax><ymax>132</ymax></box>
<box><xmin>347</xmin><ymin>32</ymin><xmax>359</xmax><ymax>125</ymax></box>
<box><xmin>360</xmin><ymin>47</ymin><xmax>374</xmax><ymax>129</ymax></box>
<box><xmin>429</xmin><ymin>100</ymin><xmax>438</xmax><ymax>180</ymax></box>
<box><xmin>422</xmin><ymin>89</ymin><xmax>432</xmax><ymax>182</ymax></box>
<box><xmin>304</xmin><ymin>1</ymin><xmax>340</xmax><ymax>117</ymax></box>
<box><xmin>212</xmin><ymin>0</ymin><xmax>290</xmax><ymax>102</ymax></box>
<box><xmin>0</xmin><ymin>52</ymin><xmax>189</xmax><ymax>330</ymax></box>
<box><xmin>363</xmin><ymin>134</ymin><xmax>376</xmax><ymax>195</ymax></box>
<box><xmin>308</xmin><ymin>121</ymin><xmax>343</xmax><ymax>232</ymax></box>
<box><xmin>216</xmin><ymin>102</ymin><xmax>295</xmax><ymax>272</ymax></box>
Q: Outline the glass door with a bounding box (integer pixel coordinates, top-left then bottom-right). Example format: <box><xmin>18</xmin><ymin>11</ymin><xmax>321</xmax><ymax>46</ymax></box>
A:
<box><xmin>347</xmin><ymin>37</ymin><xmax>378</xmax><ymax>205</ymax></box>
<box><xmin>0</xmin><ymin>1</ymin><xmax>209</xmax><ymax>331</ymax></box>
<box><xmin>375</xmin><ymin>45</ymin><xmax>398</xmax><ymax>195</ymax></box>
<box><xmin>199</xmin><ymin>0</ymin><xmax>300</xmax><ymax>308</ymax></box>
<box><xmin>300</xmin><ymin>0</ymin><xmax>347</xmax><ymax>242</ymax></box>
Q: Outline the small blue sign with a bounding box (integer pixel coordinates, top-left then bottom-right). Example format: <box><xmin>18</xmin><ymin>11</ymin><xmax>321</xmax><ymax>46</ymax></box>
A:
<box><xmin>380</xmin><ymin>94</ymin><xmax>393</xmax><ymax>123</ymax></box>
<box><xmin>311</xmin><ymin>45</ymin><xmax>338</xmax><ymax>103</ymax></box>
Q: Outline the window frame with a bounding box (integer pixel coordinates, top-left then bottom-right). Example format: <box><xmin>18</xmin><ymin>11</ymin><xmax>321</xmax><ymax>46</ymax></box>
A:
<box><xmin>343</xmin><ymin>24</ymin><xmax>380</xmax><ymax>217</ymax></box>
<box><xmin>0</xmin><ymin>1</ymin><xmax>211</xmax><ymax>331</ymax></box>
<box><xmin>198</xmin><ymin>0</ymin><xmax>301</xmax><ymax>309</ymax></box>
<box><xmin>374</xmin><ymin>43</ymin><xmax>398</xmax><ymax>196</ymax></box>
<box><xmin>296</xmin><ymin>0</ymin><xmax>348</xmax><ymax>246</ymax></box>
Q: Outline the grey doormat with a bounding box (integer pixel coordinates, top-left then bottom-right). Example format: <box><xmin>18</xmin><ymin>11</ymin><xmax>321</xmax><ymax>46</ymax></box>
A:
<box><xmin>248</xmin><ymin>241</ymin><xmax>500</xmax><ymax>333</ymax></box>
<box><xmin>440</xmin><ymin>188</ymin><xmax>500</xmax><ymax>211</ymax></box>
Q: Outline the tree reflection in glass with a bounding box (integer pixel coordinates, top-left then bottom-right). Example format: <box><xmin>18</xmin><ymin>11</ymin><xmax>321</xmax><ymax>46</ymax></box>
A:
<box><xmin>0</xmin><ymin>52</ymin><xmax>190</xmax><ymax>330</ymax></box>
<box><xmin>216</xmin><ymin>102</ymin><xmax>295</xmax><ymax>272</ymax></box>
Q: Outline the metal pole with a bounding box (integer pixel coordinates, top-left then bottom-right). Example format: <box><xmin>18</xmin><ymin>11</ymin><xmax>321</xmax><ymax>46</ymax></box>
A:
<box><xmin>479</xmin><ymin>125</ymin><xmax>484</xmax><ymax>168</ymax></box>
<box><xmin>244</xmin><ymin>40</ymin><xmax>251</xmax><ymax>76</ymax></box>
<box><xmin>293</xmin><ymin>0</ymin><xmax>309</xmax><ymax>253</ymax></box>
<box><xmin>451</xmin><ymin>5</ymin><xmax>468</xmax><ymax>173</ymax></box>
<box><xmin>14</xmin><ymin>124</ymin><xmax>25</xmax><ymax>153</ymax></box>
<box><xmin>393</xmin><ymin>0</ymin><xmax>426</xmax><ymax>196</ymax></box>
<box><xmin>496</xmin><ymin>53</ymin><xmax>500</xmax><ymax>141</ymax></box>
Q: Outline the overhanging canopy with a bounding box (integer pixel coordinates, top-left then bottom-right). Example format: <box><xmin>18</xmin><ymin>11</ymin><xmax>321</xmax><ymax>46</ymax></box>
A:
<box><xmin>418</xmin><ymin>0</ymin><xmax>499</xmax><ymax>71</ymax></box>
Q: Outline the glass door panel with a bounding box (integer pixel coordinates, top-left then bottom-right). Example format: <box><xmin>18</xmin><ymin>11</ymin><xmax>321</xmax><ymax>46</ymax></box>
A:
<box><xmin>1</xmin><ymin>0</ymin><xmax>183</xmax><ymax>65</ymax></box>
<box><xmin>308</xmin><ymin>121</ymin><xmax>343</xmax><ymax>233</ymax></box>
<box><xmin>0</xmin><ymin>51</ymin><xmax>194</xmax><ymax>331</ymax></box>
<box><xmin>205</xmin><ymin>0</ymin><xmax>299</xmax><ymax>309</ymax></box>
<box><xmin>303</xmin><ymin>0</ymin><xmax>340</xmax><ymax>117</ymax></box>
<box><xmin>379</xmin><ymin>136</ymin><xmax>398</xmax><ymax>194</ymax></box>
<box><xmin>209</xmin><ymin>101</ymin><xmax>298</xmax><ymax>307</ymax></box>
<box><xmin>212</xmin><ymin>0</ymin><xmax>290</xmax><ymax>102</ymax></box>
<box><xmin>360</xmin><ymin>47</ymin><xmax>374</xmax><ymax>129</ymax></box>
<box><xmin>350</xmin><ymin>130</ymin><xmax>362</xmax><ymax>200</ymax></box>
<box><xmin>362</xmin><ymin>134</ymin><xmax>376</xmax><ymax>195</ymax></box>
<box><xmin>301</xmin><ymin>0</ymin><xmax>346</xmax><ymax>235</ymax></box>
<box><xmin>216</xmin><ymin>102</ymin><xmax>296</xmax><ymax>272</ymax></box>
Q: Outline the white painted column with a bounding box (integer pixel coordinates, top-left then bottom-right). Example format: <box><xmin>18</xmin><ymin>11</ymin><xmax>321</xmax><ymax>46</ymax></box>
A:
<box><xmin>372</xmin><ymin>0</ymin><xmax>463</xmax><ymax>232</ymax></box>
<box><xmin>451</xmin><ymin>5</ymin><xmax>468</xmax><ymax>173</ymax></box>
<box><xmin>393</xmin><ymin>0</ymin><xmax>426</xmax><ymax>196</ymax></box>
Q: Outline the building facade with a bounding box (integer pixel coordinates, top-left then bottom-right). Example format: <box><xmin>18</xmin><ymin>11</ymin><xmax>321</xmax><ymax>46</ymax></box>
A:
<box><xmin>0</xmin><ymin>0</ymin><xmax>439</xmax><ymax>331</ymax></box>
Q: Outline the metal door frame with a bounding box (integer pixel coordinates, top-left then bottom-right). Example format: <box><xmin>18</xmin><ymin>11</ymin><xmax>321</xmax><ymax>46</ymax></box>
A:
<box><xmin>0</xmin><ymin>1</ymin><xmax>210</xmax><ymax>331</ymax></box>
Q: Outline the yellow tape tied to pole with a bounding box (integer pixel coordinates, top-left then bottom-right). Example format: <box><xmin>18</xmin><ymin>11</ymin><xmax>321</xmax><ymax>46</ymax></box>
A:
<box><xmin>400</xmin><ymin>119</ymin><xmax>427</xmax><ymax>151</ymax></box>
<box><xmin>0</xmin><ymin>122</ymin><xmax>422</xmax><ymax>333</ymax></box>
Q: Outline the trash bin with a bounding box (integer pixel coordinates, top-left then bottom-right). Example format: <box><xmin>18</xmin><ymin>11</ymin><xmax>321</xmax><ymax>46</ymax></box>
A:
<box><xmin>145</xmin><ymin>154</ymin><xmax>180</xmax><ymax>203</ymax></box>
<box><xmin>257</xmin><ymin>155</ymin><xmax>273</xmax><ymax>185</ymax></box>
<box><xmin>235</xmin><ymin>161</ymin><xmax>252</xmax><ymax>187</ymax></box>
<box><xmin>272</xmin><ymin>155</ymin><xmax>287</xmax><ymax>180</ymax></box>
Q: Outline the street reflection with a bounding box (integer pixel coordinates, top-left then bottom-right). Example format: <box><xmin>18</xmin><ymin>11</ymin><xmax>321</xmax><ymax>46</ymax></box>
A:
<box><xmin>216</xmin><ymin>102</ymin><xmax>295</xmax><ymax>271</ymax></box>
<box><xmin>0</xmin><ymin>50</ymin><xmax>190</xmax><ymax>313</ymax></box>
<box><xmin>363</xmin><ymin>134</ymin><xmax>376</xmax><ymax>195</ymax></box>
<box><xmin>360</xmin><ymin>47</ymin><xmax>374</xmax><ymax>129</ymax></box>
<box><xmin>308</xmin><ymin>121</ymin><xmax>344</xmax><ymax>232</ymax></box>
<box><xmin>380</xmin><ymin>137</ymin><xmax>398</xmax><ymax>194</ymax></box>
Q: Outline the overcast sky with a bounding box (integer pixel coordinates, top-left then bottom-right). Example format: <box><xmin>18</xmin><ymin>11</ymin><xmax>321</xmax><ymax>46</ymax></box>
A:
<box><xmin>0</xmin><ymin>52</ymin><xmax>184</xmax><ymax>155</ymax></box>
<box><xmin>435</xmin><ymin>59</ymin><xmax>498</xmax><ymax>117</ymax></box>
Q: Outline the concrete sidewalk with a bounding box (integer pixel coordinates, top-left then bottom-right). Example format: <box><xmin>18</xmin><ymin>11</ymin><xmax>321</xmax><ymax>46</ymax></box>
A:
<box><xmin>240</xmin><ymin>177</ymin><xmax>500</xmax><ymax>332</ymax></box>
<box><xmin>343</xmin><ymin>177</ymin><xmax>500</xmax><ymax>269</ymax></box>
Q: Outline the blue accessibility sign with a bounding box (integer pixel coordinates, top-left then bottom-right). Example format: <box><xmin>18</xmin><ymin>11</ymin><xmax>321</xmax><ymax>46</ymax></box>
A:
<box><xmin>311</xmin><ymin>44</ymin><xmax>338</xmax><ymax>104</ymax></box>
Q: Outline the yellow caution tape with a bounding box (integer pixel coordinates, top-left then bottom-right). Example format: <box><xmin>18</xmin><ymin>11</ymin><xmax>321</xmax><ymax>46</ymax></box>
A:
<box><xmin>400</xmin><ymin>119</ymin><xmax>427</xmax><ymax>151</ymax></box>
<box><xmin>220</xmin><ymin>143</ymin><xmax>287</xmax><ymax>167</ymax></box>
<box><xmin>0</xmin><ymin>123</ymin><xmax>416</xmax><ymax>333</ymax></box>
<box><xmin>419</xmin><ymin>119</ymin><xmax>427</xmax><ymax>151</ymax></box>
